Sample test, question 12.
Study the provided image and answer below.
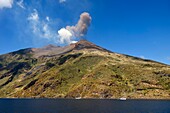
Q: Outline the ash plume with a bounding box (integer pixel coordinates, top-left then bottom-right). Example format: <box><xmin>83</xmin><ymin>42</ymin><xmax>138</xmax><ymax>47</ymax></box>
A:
<box><xmin>66</xmin><ymin>12</ymin><xmax>92</xmax><ymax>38</ymax></box>
<box><xmin>58</xmin><ymin>12</ymin><xmax>92</xmax><ymax>44</ymax></box>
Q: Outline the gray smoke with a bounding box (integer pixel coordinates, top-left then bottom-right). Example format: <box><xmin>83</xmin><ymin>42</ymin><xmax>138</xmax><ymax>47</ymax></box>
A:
<box><xmin>66</xmin><ymin>12</ymin><xmax>92</xmax><ymax>38</ymax></box>
<box><xmin>58</xmin><ymin>12</ymin><xmax>92</xmax><ymax>44</ymax></box>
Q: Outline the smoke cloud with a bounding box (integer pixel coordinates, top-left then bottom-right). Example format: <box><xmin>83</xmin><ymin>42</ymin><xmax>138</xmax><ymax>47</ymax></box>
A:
<box><xmin>58</xmin><ymin>12</ymin><xmax>92</xmax><ymax>44</ymax></box>
<box><xmin>28</xmin><ymin>11</ymin><xmax>92</xmax><ymax>45</ymax></box>
<box><xmin>58</xmin><ymin>28</ymin><xmax>73</xmax><ymax>44</ymax></box>
<box><xmin>66</xmin><ymin>12</ymin><xmax>92</xmax><ymax>38</ymax></box>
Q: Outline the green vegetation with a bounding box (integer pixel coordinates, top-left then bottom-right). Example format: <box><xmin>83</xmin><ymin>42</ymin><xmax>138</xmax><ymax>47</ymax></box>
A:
<box><xmin>0</xmin><ymin>41</ymin><xmax>169</xmax><ymax>99</ymax></box>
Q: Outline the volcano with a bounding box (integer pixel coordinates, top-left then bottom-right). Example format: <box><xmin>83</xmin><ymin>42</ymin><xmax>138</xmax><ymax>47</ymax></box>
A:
<box><xmin>0</xmin><ymin>40</ymin><xmax>169</xmax><ymax>99</ymax></box>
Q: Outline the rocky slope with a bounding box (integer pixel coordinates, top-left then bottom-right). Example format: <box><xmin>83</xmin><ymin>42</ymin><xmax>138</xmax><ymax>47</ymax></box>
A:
<box><xmin>0</xmin><ymin>40</ymin><xmax>169</xmax><ymax>99</ymax></box>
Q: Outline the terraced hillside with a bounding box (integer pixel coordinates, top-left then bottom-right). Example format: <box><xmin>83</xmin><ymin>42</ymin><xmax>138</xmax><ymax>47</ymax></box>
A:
<box><xmin>0</xmin><ymin>40</ymin><xmax>169</xmax><ymax>99</ymax></box>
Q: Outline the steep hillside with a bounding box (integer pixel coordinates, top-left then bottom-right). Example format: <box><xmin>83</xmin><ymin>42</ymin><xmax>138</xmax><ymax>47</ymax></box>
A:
<box><xmin>0</xmin><ymin>40</ymin><xmax>169</xmax><ymax>99</ymax></box>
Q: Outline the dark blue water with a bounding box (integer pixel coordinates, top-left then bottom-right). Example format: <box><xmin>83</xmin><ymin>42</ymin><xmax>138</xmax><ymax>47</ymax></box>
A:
<box><xmin>0</xmin><ymin>99</ymin><xmax>169</xmax><ymax>113</ymax></box>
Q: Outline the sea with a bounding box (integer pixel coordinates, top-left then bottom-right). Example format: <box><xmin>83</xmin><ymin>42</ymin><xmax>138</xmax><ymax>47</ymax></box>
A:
<box><xmin>0</xmin><ymin>99</ymin><xmax>169</xmax><ymax>113</ymax></box>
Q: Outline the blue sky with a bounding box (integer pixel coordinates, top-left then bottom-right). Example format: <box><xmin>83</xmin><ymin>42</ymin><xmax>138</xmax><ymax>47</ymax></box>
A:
<box><xmin>0</xmin><ymin>0</ymin><xmax>170</xmax><ymax>64</ymax></box>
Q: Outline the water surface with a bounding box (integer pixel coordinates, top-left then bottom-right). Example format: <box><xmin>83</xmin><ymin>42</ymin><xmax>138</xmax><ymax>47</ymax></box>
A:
<box><xmin>0</xmin><ymin>99</ymin><xmax>169</xmax><ymax>113</ymax></box>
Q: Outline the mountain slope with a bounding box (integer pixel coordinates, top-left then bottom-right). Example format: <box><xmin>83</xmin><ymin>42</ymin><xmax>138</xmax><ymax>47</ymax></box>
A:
<box><xmin>0</xmin><ymin>40</ymin><xmax>169</xmax><ymax>99</ymax></box>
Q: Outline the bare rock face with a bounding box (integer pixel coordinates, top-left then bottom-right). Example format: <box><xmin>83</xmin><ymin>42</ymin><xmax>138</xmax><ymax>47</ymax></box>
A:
<box><xmin>0</xmin><ymin>40</ymin><xmax>169</xmax><ymax>99</ymax></box>
<box><xmin>31</xmin><ymin>40</ymin><xmax>107</xmax><ymax>58</ymax></box>
<box><xmin>32</xmin><ymin>44</ymin><xmax>74</xmax><ymax>58</ymax></box>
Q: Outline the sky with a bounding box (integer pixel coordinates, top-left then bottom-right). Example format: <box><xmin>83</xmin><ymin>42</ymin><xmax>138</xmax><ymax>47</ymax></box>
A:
<box><xmin>0</xmin><ymin>0</ymin><xmax>170</xmax><ymax>64</ymax></box>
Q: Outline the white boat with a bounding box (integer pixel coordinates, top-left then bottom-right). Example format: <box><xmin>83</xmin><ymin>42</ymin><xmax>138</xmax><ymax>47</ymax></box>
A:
<box><xmin>119</xmin><ymin>98</ymin><xmax>127</xmax><ymax>100</ymax></box>
<box><xmin>75</xmin><ymin>97</ymin><xmax>81</xmax><ymax>99</ymax></box>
